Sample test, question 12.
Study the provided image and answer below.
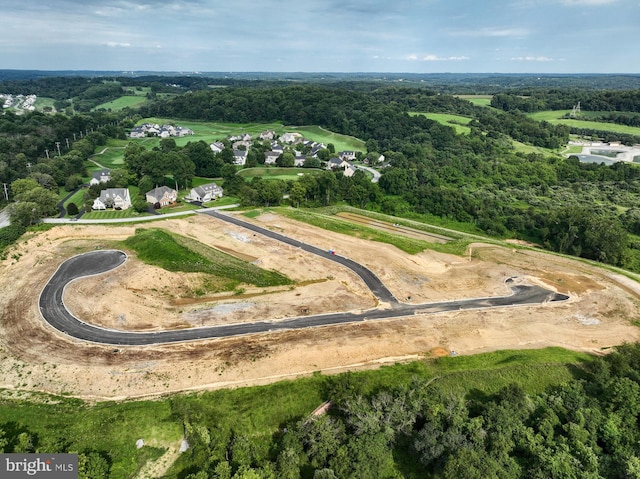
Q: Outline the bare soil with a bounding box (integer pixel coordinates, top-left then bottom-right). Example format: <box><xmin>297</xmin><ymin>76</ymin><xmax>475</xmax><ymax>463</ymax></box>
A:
<box><xmin>0</xmin><ymin>212</ymin><xmax>638</xmax><ymax>401</ymax></box>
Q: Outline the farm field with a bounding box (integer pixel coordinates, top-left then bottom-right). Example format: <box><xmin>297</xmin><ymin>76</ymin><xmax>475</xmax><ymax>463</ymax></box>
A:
<box><xmin>409</xmin><ymin>112</ymin><xmax>472</xmax><ymax>134</ymax></box>
<box><xmin>528</xmin><ymin>110</ymin><xmax>640</xmax><ymax>136</ymax></box>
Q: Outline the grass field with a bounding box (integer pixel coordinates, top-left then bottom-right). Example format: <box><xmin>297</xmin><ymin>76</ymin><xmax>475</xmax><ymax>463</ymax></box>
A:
<box><xmin>34</xmin><ymin>97</ymin><xmax>57</xmax><ymax>111</ymax></box>
<box><xmin>122</xmin><ymin>228</ymin><xmax>293</xmax><ymax>289</ymax></box>
<box><xmin>275</xmin><ymin>207</ymin><xmax>441</xmax><ymax>255</ymax></box>
<box><xmin>237</xmin><ymin>167</ymin><xmax>325</xmax><ymax>181</ymax></box>
<box><xmin>63</xmin><ymin>189</ymin><xmax>86</xmax><ymax>216</ymax></box>
<box><xmin>409</xmin><ymin>112</ymin><xmax>473</xmax><ymax>135</ymax></box>
<box><xmin>93</xmin><ymin>95</ymin><xmax>148</xmax><ymax>111</ymax></box>
<box><xmin>455</xmin><ymin>94</ymin><xmax>493</xmax><ymax>107</ymax></box>
<box><xmin>529</xmin><ymin>110</ymin><xmax>640</xmax><ymax>136</ymax></box>
<box><xmin>284</xmin><ymin>125</ymin><xmax>366</xmax><ymax>152</ymax></box>
<box><xmin>90</xmin><ymin>146</ymin><xmax>127</xmax><ymax>168</ymax></box>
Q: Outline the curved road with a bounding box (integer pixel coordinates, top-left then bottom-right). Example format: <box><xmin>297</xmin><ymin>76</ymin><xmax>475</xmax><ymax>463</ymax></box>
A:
<box><xmin>38</xmin><ymin>213</ymin><xmax>569</xmax><ymax>346</ymax></box>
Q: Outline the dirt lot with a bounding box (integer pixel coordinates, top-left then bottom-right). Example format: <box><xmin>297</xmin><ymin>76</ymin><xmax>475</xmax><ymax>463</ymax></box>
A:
<box><xmin>0</xmin><ymin>212</ymin><xmax>639</xmax><ymax>401</ymax></box>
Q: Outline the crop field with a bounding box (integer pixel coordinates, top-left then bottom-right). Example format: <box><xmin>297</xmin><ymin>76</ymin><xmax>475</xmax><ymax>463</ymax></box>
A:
<box><xmin>528</xmin><ymin>110</ymin><xmax>640</xmax><ymax>136</ymax></box>
<box><xmin>410</xmin><ymin>112</ymin><xmax>473</xmax><ymax>135</ymax></box>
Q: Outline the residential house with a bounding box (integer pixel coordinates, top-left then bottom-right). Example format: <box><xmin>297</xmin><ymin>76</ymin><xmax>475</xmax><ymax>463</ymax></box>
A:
<box><xmin>92</xmin><ymin>188</ymin><xmax>131</xmax><ymax>210</ymax></box>
<box><xmin>233</xmin><ymin>149</ymin><xmax>248</xmax><ymax>166</ymax></box>
<box><xmin>327</xmin><ymin>158</ymin><xmax>357</xmax><ymax>178</ymax></box>
<box><xmin>280</xmin><ymin>132</ymin><xmax>303</xmax><ymax>144</ymax></box>
<box><xmin>186</xmin><ymin>182</ymin><xmax>224</xmax><ymax>203</ymax></box>
<box><xmin>339</xmin><ymin>151</ymin><xmax>357</xmax><ymax>161</ymax></box>
<box><xmin>294</xmin><ymin>155</ymin><xmax>307</xmax><ymax>167</ymax></box>
<box><xmin>343</xmin><ymin>163</ymin><xmax>357</xmax><ymax>178</ymax></box>
<box><xmin>327</xmin><ymin>158</ymin><xmax>349</xmax><ymax>170</ymax></box>
<box><xmin>259</xmin><ymin>130</ymin><xmax>275</xmax><ymax>140</ymax></box>
<box><xmin>264</xmin><ymin>151</ymin><xmax>280</xmax><ymax>165</ymax></box>
<box><xmin>146</xmin><ymin>186</ymin><xmax>178</xmax><ymax>207</ymax></box>
<box><xmin>210</xmin><ymin>141</ymin><xmax>225</xmax><ymax>154</ymax></box>
<box><xmin>89</xmin><ymin>169</ymin><xmax>111</xmax><ymax>186</ymax></box>
<box><xmin>310</xmin><ymin>143</ymin><xmax>326</xmax><ymax>157</ymax></box>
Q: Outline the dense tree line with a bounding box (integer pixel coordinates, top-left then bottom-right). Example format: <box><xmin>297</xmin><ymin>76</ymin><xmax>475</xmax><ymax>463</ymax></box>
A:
<box><xmin>161</xmin><ymin>343</ymin><xmax>640</xmax><ymax>478</ymax></box>
<box><xmin>491</xmin><ymin>89</ymin><xmax>640</xmax><ymax>114</ymax></box>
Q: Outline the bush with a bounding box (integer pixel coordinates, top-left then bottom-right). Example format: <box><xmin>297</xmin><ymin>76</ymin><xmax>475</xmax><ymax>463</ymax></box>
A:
<box><xmin>67</xmin><ymin>202</ymin><xmax>79</xmax><ymax>216</ymax></box>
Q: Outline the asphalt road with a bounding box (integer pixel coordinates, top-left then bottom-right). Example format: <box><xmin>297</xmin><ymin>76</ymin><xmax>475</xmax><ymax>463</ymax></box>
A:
<box><xmin>38</xmin><ymin>218</ymin><xmax>569</xmax><ymax>346</ymax></box>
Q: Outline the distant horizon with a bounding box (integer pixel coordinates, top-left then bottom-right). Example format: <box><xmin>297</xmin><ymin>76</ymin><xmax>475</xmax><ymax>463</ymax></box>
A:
<box><xmin>2</xmin><ymin>69</ymin><xmax>639</xmax><ymax>76</ymax></box>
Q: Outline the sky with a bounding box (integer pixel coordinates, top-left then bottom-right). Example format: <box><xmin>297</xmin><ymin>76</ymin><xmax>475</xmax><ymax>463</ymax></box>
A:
<box><xmin>0</xmin><ymin>0</ymin><xmax>638</xmax><ymax>73</ymax></box>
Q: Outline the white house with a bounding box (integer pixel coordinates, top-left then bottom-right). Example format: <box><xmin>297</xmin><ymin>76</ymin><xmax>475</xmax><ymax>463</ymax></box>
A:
<box><xmin>264</xmin><ymin>151</ymin><xmax>280</xmax><ymax>165</ymax></box>
<box><xmin>89</xmin><ymin>169</ymin><xmax>111</xmax><ymax>185</ymax></box>
<box><xmin>339</xmin><ymin>151</ymin><xmax>357</xmax><ymax>161</ymax></box>
<box><xmin>280</xmin><ymin>132</ymin><xmax>303</xmax><ymax>144</ymax></box>
<box><xmin>186</xmin><ymin>183</ymin><xmax>224</xmax><ymax>203</ymax></box>
<box><xmin>92</xmin><ymin>188</ymin><xmax>131</xmax><ymax>210</ymax></box>
<box><xmin>210</xmin><ymin>141</ymin><xmax>225</xmax><ymax>153</ymax></box>
<box><xmin>233</xmin><ymin>149</ymin><xmax>248</xmax><ymax>166</ymax></box>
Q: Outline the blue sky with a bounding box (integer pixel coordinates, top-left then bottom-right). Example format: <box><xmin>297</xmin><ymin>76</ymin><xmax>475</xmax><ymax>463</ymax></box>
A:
<box><xmin>0</xmin><ymin>0</ymin><xmax>638</xmax><ymax>73</ymax></box>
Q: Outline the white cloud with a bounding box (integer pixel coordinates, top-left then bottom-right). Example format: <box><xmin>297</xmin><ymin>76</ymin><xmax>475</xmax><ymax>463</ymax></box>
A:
<box><xmin>449</xmin><ymin>27</ymin><xmax>529</xmax><ymax>37</ymax></box>
<box><xmin>511</xmin><ymin>56</ymin><xmax>555</xmax><ymax>61</ymax></box>
<box><xmin>422</xmin><ymin>54</ymin><xmax>469</xmax><ymax>61</ymax></box>
<box><xmin>105</xmin><ymin>41</ymin><xmax>131</xmax><ymax>48</ymax></box>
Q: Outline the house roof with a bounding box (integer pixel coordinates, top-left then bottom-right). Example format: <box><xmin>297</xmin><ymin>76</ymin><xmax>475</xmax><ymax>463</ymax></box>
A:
<box><xmin>146</xmin><ymin>186</ymin><xmax>175</xmax><ymax>198</ymax></box>
<box><xmin>91</xmin><ymin>169</ymin><xmax>110</xmax><ymax>180</ymax></box>
<box><xmin>193</xmin><ymin>182</ymin><xmax>222</xmax><ymax>197</ymax></box>
<box><xmin>99</xmin><ymin>188</ymin><xmax>128</xmax><ymax>201</ymax></box>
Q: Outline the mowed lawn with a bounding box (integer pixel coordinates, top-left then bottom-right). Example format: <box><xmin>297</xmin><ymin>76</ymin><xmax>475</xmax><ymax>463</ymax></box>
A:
<box><xmin>528</xmin><ymin>110</ymin><xmax>640</xmax><ymax>136</ymax></box>
<box><xmin>93</xmin><ymin>95</ymin><xmax>148</xmax><ymax>111</ymax></box>
<box><xmin>237</xmin><ymin>167</ymin><xmax>325</xmax><ymax>181</ymax></box>
<box><xmin>284</xmin><ymin>125</ymin><xmax>366</xmax><ymax>152</ymax></box>
<box><xmin>455</xmin><ymin>94</ymin><xmax>494</xmax><ymax>107</ymax></box>
<box><xmin>409</xmin><ymin>112</ymin><xmax>473</xmax><ymax>135</ymax></box>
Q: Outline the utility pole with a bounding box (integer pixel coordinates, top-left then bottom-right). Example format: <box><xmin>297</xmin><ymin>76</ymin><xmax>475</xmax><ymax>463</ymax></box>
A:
<box><xmin>55</xmin><ymin>142</ymin><xmax>61</xmax><ymax>156</ymax></box>
<box><xmin>2</xmin><ymin>183</ymin><xmax>8</xmax><ymax>201</ymax></box>
<box><xmin>73</xmin><ymin>133</ymin><xmax>77</xmax><ymax>141</ymax></box>
<box><xmin>65</xmin><ymin>138</ymin><xmax>70</xmax><ymax>149</ymax></box>
<box><xmin>26</xmin><ymin>162</ymin><xmax>31</xmax><ymax>173</ymax></box>
<box><xmin>45</xmin><ymin>149</ymin><xmax>50</xmax><ymax>160</ymax></box>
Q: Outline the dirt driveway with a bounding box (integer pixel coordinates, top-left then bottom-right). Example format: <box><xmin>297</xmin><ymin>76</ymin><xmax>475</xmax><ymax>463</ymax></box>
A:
<box><xmin>0</xmin><ymin>212</ymin><xmax>638</xmax><ymax>400</ymax></box>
